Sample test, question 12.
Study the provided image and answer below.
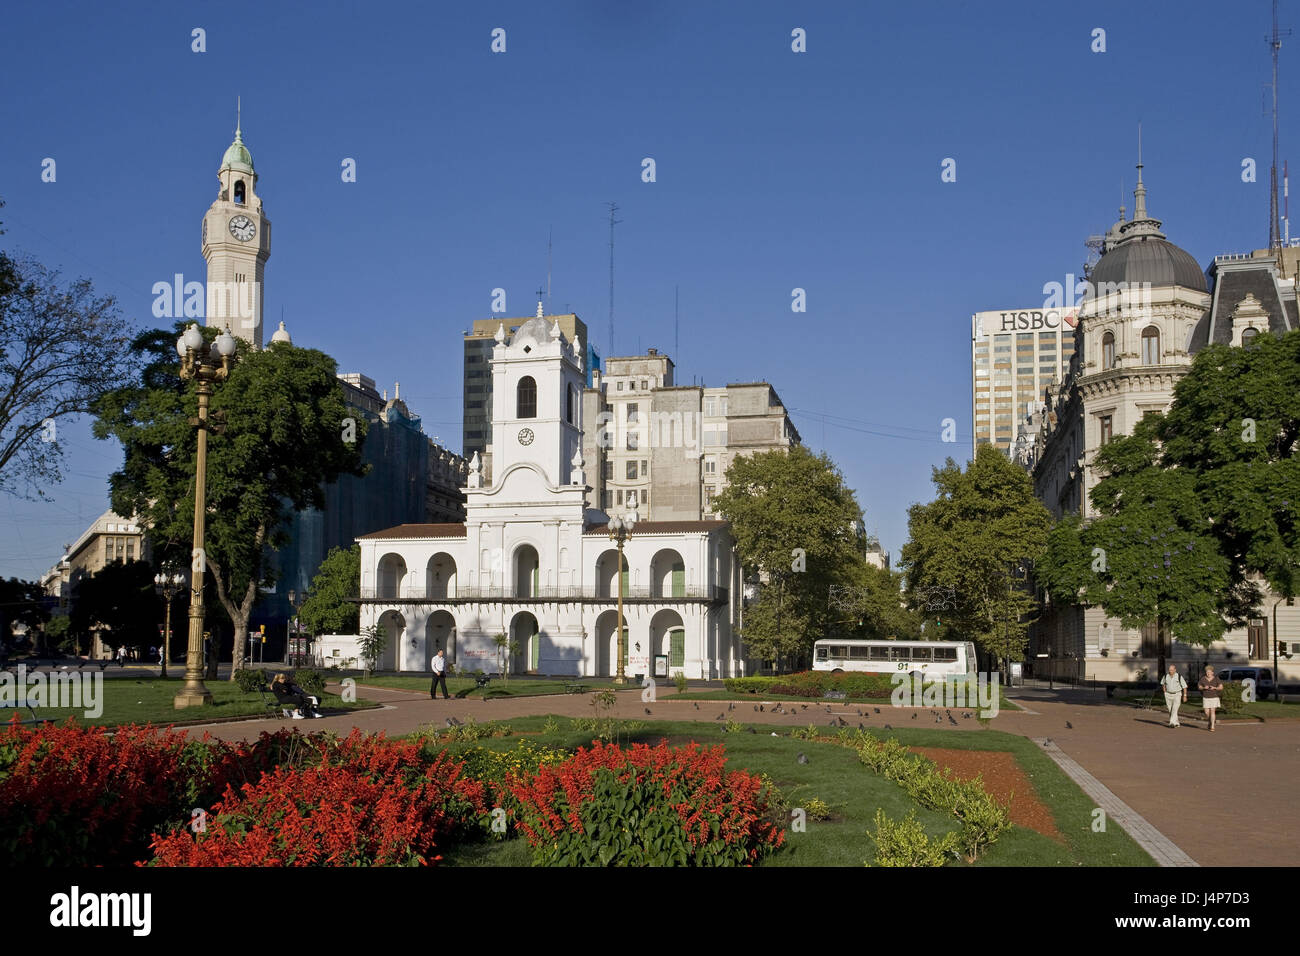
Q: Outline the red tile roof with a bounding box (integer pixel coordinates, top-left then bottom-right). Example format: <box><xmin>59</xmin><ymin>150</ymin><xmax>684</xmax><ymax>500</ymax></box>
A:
<box><xmin>357</xmin><ymin>524</ymin><xmax>468</xmax><ymax>540</ymax></box>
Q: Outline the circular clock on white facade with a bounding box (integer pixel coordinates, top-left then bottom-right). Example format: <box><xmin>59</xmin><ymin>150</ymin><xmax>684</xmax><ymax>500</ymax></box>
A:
<box><xmin>517</xmin><ymin>428</ymin><xmax>535</xmax><ymax>446</ymax></box>
<box><xmin>228</xmin><ymin>215</ymin><xmax>256</xmax><ymax>242</ymax></box>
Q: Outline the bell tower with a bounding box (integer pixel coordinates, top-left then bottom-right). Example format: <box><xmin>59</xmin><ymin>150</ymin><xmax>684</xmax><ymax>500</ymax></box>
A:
<box><xmin>201</xmin><ymin>102</ymin><xmax>271</xmax><ymax>348</ymax></box>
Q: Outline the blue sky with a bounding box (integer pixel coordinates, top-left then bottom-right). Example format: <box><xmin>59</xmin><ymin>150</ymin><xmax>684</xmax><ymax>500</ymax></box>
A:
<box><xmin>0</xmin><ymin>0</ymin><xmax>1291</xmax><ymax>580</ymax></box>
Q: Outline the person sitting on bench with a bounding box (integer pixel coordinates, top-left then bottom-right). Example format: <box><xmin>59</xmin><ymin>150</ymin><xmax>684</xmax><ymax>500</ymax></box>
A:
<box><xmin>271</xmin><ymin>672</ymin><xmax>321</xmax><ymax>719</ymax></box>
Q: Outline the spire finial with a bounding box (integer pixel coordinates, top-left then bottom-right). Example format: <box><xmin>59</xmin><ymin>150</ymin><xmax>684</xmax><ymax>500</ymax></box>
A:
<box><xmin>235</xmin><ymin>95</ymin><xmax>242</xmax><ymax>141</ymax></box>
<box><xmin>1133</xmin><ymin>125</ymin><xmax>1148</xmax><ymax>221</ymax></box>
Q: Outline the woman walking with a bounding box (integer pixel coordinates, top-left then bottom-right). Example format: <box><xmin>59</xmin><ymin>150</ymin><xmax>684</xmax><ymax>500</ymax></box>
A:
<box><xmin>1198</xmin><ymin>665</ymin><xmax>1223</xmax><ymax>732</ymax></box>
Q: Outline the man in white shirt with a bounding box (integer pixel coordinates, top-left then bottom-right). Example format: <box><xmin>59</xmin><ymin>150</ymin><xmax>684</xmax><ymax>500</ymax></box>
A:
<box><xmin>430</xmin><ymin>647</ymin><xmax>450</xmax><ymax>700</ymax></box>
<box><xmin>1160</xmin><ymin>664</ymin><xmax>1187</xmax><ymax>727</ymax></box>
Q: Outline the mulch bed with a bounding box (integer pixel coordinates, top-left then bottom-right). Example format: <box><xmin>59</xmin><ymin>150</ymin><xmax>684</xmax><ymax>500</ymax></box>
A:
<box><xmin>909</xmin><ymin>746</ymin><xmax>1063</xmax><ymax>842</ymax></box>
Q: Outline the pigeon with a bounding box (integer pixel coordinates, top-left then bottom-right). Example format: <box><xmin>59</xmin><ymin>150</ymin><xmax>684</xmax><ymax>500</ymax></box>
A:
<box><xmin>884</xmin><ymin>724</ymin><xmax>893</xmax><ymax>730</ymax></box>
<box><xmin>948</xmin><ymin>716</ymin><xmax>958</xmax><ymax>726</ymax></box>
<box><xmin>935</xmin><ymin>714</ymin><xmax>942</xmax><ymax>723</ymax></box>
<box><xmin>874</xmin><ymin>707</ymin><xmax>881</xmax><ymax>714</ymax></box>
<box><xmin>856</xmin><ymin>709</ymin><xmax>863</xmax><ymax>717</ymax></box>
<box><xmin>858</xmin><ymin>722</ymin><xmax>865</xmax><ymax>730</ymax></box>
<box><xmin>1044</xmin><ymin>738</ymin><xmax>1053</xmax><ymax>746</ymax></box>
<box><xmin>644</xmin><ymin>708</ymin><xmax>652</xmax><ymax>715</ymax></box>
<box><xmin>1066</xmin><ymin>721</ymin><xmax>1073</xmax><ymax>729</ymax></box>
<box><xmin>693</xmin><ymin>702</ymin><xmax>699</xmax><ymax>710</ymax></box>
<box><xmin>728</xmin><ymin>703</ymin><xmax>735</xmax><ymax>711</ymax></box>
<box><xmin>759</xmin><ymin>704</ymin><xmax>765</xmax><ymax>712</ymax></box>
<box><xmin>963</xmin><ymin>712</ymin><xmax>972</xmax><ymax>719</ymax></box>
<box><xmin>796</xmin><ymin>752</ymin><xmax>808</xmax><ymax>764</ymax></box>
<box><xmin>445</xmin><ymin>716</ymin><xmax>462</xmax><ymax>727</ymax></box>
<box><xmin>800</xmin><ymin>704</ymin><xmax>808</xmax><ymax>710</ymax></box>
<box><xmin>746</xmin><ymin>727</ymin><xmax>757</xmax><ymax>734</ymax></box>
<box><xmin>911</xmin><ymin>712</ymin><xmax>918</xmax><ymax>720</ymax></box>
<box><xmin>825</xmin><ymin>706</ymin><xmax>832</xmax><ymax>714</ymax></box>
<box><xmin>753</xmin><ymin>705</ymin><xmax>759</xmax><ymax>712</ymax></box>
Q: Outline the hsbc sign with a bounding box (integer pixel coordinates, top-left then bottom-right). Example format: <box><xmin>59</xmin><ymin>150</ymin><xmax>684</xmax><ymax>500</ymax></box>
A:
<box><xmin>998</xmin><ymin>310</ymin><xmax>1077</xmax><ymax>332</ymax></box>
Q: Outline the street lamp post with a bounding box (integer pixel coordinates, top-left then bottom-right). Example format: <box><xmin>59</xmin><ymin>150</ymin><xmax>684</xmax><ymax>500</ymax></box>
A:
<box><xmin>287</xmin><ymin>588</ymin><xmax>304</xmax><ymax>665</ymax></box>
<box><xmin>174</xmin><ymin>323</ymin><xmax>237</xmax><ymax>708</ymax></box>
<box><xmin>153</xmin><ymin>567</ymin><xmax>186</xmax><ymax>678</ymax></box>
<box><xmin>607</xmin><ymin>499</ymin><xmax>639</xmax><ymax>686</ymax></box>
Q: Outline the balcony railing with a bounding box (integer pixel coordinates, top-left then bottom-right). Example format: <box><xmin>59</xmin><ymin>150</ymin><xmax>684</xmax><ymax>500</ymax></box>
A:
<box><xmin>357</xmin><ymin>585</ymin><xmax>728</xmax><ymax>605</ymax></box>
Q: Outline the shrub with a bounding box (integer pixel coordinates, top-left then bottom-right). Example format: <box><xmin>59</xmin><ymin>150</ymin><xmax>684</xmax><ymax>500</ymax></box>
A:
<box><xmin>1218</xmin><ymin>681</ymin><xmax>1245</xmax><ymax>714</ymax></box>
<box><xmin>722</xmin><ymin>676</ymin><xmax>781</xmax><ymax>694</ymax></box>
<box><xmin>866</xmin><ymin>809</ymin><xmax>958</xmax><ymax>867</ymax></box>
<box><xmin>791</xmin><ymin>724</ymin><xmax>820</xmax><ymax>740</ymax></box>
<box><xmin>291</xmin><ymin>669</ymin><xmax>327</xmax><ymax>696</ymax></box>
<box><xmin>723</xmin><ymin>717</ymin><xmax>744</xmax><ymax>734</ymax></box>
<box><xmin>509</xmin><ymin>740</ymin><xmax>784</xmax><ymax>866</ymax></box>
<box><xmin>804</xmin><ymin>797</ymin><xmax>832</xmax><ymax>821</ymax></box>
<box><xmin>234</xmin><ymin>668</ymin><xmax>270</xmax><ymax>693</ymax></box>
<box><xmin>673</xmin><ymin>671</ymin><xmax>689</xmax><ymax>694</ymax></box>
<box><xmin>541</xmin><ymin>716</ymin><xmax>560</xmax><ymax>736</ymax></box>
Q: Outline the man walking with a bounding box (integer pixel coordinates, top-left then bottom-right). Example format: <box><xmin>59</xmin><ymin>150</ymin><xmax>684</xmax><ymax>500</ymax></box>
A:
<box><xmin>1161</xmin><ymin>664</ymin><xmax>1187</xmax><ymax>727</ymax></box>
<box><xmin>430</xmin><ymin>647</ymin><xmax>450</xmax><ymax>700</ymax></box>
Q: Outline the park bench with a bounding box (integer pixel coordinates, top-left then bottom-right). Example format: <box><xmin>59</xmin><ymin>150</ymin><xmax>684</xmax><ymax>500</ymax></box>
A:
<box><xmin>563</xmin><ymin>681</ymin><xmax>588</xmax><ymax>695</ymax></box>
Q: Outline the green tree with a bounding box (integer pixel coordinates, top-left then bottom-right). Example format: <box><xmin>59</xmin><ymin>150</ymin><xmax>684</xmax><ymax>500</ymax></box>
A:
<box><xmin>43</xmin><ymin>615</ymin><xmax>73</xmax><ymax>654</ymax></box>
<box><xmin>68</xmin><ymin>560</ymin><xmax>161</xmax><ymax>656</ymax></box>
<box><xmin>0</xmin><ymin>576</ymin><xmax>51</xmax><ymax>652</ymax></box>
<box><xmin>1039</xmin><ymin>331</ymin><xmax>1300</xmax><ymax>647</ymax></box>
<box><xmin>899</xmin><ymin>444</ymin><xmax>1052</xmax><ymax>673</ymax></box>
<box><xmin>92</xmin><ymin>324</ymin><xmax>368</xmax><ymax>678</ymax></box>
<box><xmin>298</xmin><ymin>545</ymin><xmax>361</xmax><ymax>635</ymax></box>
<box><xmin>0</xmin><ymin>250</ymin><xmax>138</xmax><ymax>499</ymax></box>
<box><xmin>358</xmin><ymin>620</ymin><xmax>387</xmax><ymax>676</ymax></box>
<box><xmin>713</xmin><ymin>445</ymin><xmax>865</xmax><ymax>669</ymax></box>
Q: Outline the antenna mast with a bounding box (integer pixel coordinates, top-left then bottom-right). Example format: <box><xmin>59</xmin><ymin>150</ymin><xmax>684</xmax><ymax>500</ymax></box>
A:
<box><xmin>1269</xmin><ymin>0</ymin><xmax>1291</xmax><ymax>249</ymax></box>
<box><xmin>546</xmin><ymin>226</ymin><xmax>553</xmax><ymax>312</ymax></box>
<box><xmin>607</xmin><ymin>202</ymin><xmax>621</xmax><ymax>357</ymax></box>
<box><xmin>674</xmin><ymin>284</ymin><xmax>680</xmax><ymax>371</ymax></box>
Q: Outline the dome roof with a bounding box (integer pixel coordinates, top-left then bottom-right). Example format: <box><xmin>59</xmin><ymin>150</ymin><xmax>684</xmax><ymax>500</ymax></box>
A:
<box><xmin>511</xmin><ymin>316</ymin><xmax>555</xmax><ymax>352</ymax></box>
<box><xmin>221</xmin><ymin>129</ymin><xmax>255</xmax><ymax>174</ymax></box>
<box><xmin>1090</xmin><ymin>235</ymin><xmax>1206</xmax><ymax>292</ymax></box>
<box><xmin>269</xmin><ymin>321</ymin><xmax>291</xmax><ymax>345</ymax></box>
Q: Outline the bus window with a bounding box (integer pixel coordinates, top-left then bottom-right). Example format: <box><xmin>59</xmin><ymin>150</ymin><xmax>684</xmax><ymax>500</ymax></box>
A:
<box><xmin>816</xmin><ymin>647</ymin><xmax>827</xmax><ymax>660</ymax></box>
<box><xmin>869</xmin><ymin>646</ymin><xmax>889</xmax><ymax>661</ymax></box>
<box><xmin>911</xmin><ymin>646</ymin><xmax>932</xmax><ymax>662</ymax></box>
<box><xmin>830</xmin><ymin>646</ymin><xmax>848</xmax><ymax>658</ymax></box>
<box><xmin>850</xmin><ymin>645</ymin><xmax>870</xmax><ymax>659</ymax></box>
<box><xmin>934</xmin><ymin>647</ymin><xmax>957</xmax><ymax>662</ymax></box>
<box><xmin>889</xmin><ymin>646</ymin><xmax>909</xmax><ymax>662</ymax></box>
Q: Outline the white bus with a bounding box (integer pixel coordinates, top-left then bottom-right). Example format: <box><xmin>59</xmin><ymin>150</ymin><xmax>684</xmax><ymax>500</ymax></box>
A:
<box><xmin>812</xmin><ymin>639</ymin><xmax>978</xmax><ymax>678</ymax></box>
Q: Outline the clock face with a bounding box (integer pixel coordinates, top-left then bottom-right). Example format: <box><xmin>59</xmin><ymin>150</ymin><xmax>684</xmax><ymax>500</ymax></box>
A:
<box><xmin>228</xmin><ymin>215</ymin><xmax>256</xmax><ymax>242</ymax></box>
<box><xmin>517</xmin><ymin>428</ymin><xmax>535</xmax><ymax>446</ymax></box>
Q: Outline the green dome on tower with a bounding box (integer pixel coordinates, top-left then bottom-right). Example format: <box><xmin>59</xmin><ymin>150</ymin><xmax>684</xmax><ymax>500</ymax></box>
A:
<box><xmin>221</xmin><ymin>126</ymin><xmax>255</xmax><ymax>174</ymax></box>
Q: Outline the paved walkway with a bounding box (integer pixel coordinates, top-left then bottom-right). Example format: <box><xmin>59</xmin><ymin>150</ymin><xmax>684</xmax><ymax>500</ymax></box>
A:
<box><xmin>178</xmin><ymin>680</ymin><xmax>1300</xmax><ymax>867</ymax></box>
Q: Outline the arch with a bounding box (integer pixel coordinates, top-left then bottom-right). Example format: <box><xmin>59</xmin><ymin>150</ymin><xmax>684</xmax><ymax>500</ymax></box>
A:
<box><xmin>1241</xmin><ymin>327</ymin><xmax>1260</xmax><ymax>348</ymax></box>
<box><xmin>649</xmin><ymin>608</ymin><xmax>686</xmax><ymax>671</ymax></box>
<box><xmin>514</xmin><ymin>544</ymin><xmax>540</xmax><ymax>598</ymax></box>
<box><xmin>594</xmin><ymin>609</ymin><xmax>627</xmax><ymax>677</ymax></box>
<box><xmin>376</xmin><ymin>610</ymin><xmax>405</xmax><ymax>671</ymax></box>
<box><xmin>650</xmin><ymin>549</ymin><xmax>686</xmax><ymax>598</ymax></box>
<box><xmin>377</xmin><ymin>553</ymin><xmax>407</xmax><ymax>599</ymax></box>
<box><xmin>233</xmin><ymin>179</ymin><xmax>246</xmax><ymax>205</ymax></box>
<box><xmin>517</xmin><ymin>376</ymin><xmax>537</xmax><ymax>419</ymax></box>
<box><xmin>1101</xmin><ymin>330</ymin><xmax>1115</xmax><ymax>370</ymax></box>
<box><xmin>508</xmin><ymin>611</ymin><xmax>539</xmax><ymax>674</ymax></box>
<box><xmin>425</xmin><ymin>610</ymin><xmax>456</xmax><ymax>669</ymax></box>
<box><xmin>1141</xmin><ymin>325</ymin><xmax>1161</xmax><ymax>365</ymax></box>
<box><xmin>595</xmin><ymin>549</ymin><xmax>629</xmax><ymax>598</ymax></box>
<box><xmin>426</xmin><ymin>553</ymin><xmax>457</xmax><ymax>599</ymax></box>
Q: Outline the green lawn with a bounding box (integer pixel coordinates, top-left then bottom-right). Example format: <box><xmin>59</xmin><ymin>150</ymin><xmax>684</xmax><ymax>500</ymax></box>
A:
<box><xmin>429</xmin><ymin>717</ymin><xmax>1153</xmax><ymax>867</ymax></box>
<box><xmin>350</xmin><ymin>675</ymin><xmax>626</xmax><ymax>699</ymax></box>
<box><xmin>3</xmin><ymin>675</ymin><xmax>374</xmax><ymax>727</ymax></box>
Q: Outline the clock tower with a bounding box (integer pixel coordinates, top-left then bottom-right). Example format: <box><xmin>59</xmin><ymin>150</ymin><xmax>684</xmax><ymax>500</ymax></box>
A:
<box><xmin>201</xmin><ymin>111</ymin><xmax>271</xmax><ymax>348</ymax></box>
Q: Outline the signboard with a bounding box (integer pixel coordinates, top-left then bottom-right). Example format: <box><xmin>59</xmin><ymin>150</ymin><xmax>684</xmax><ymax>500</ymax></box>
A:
<box><xmin>653</xmin><ymin>655</ymin><xmax>669</xmax><ymax>678</ymax></box>
<box><xmin>973</xmin><ymin>308</ymin><xmax>1077</xmax><ymax>338</ymax></box>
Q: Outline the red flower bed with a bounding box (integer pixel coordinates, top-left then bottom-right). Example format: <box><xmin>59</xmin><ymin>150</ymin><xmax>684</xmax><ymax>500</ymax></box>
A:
<box><xmin>508</xmin><ymin>740</ymin><xmax>784</xmax><ymax>866</ymax></box>
<box><xmin>147</xmin><ymin>748</ymin><xmax>486</xmax><ymax>866</ymax></box>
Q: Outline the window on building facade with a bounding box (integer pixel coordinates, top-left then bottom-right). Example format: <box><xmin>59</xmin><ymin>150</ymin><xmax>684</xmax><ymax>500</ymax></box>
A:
<box><xmin>640</xmin><ymin>460</ymin><xmax>648</xmax><ymax>476</ymax></box>
<box><xmin>566</xmin><ymin>385</ymin><xmax>576</xmax><ymax>425</ymax></box>
<box><xmin>1140</xmin><ymin>620</ymin><xmax>1169</xmax><ymax>658</ymax></box>
<box><xmin>617</xmin><ymin>381</ymin><xmax>623</xmax><ymax>391</ymax></box>
<box><xmin>629</xmin><ymin>380</ymin><xmax>637</xmax><ymax>390</ymax></box>
<box><xmin>1099</xmin><ymin>415</ymin><xmax>1113</xmax><ymax>445</ymax></box>
<box><xmin>626</xmin><ymin>403</ymin><xmax>638</xmax><ymax>422</ymax></box>
<box><xmin>1241</xmin><ymin>327</ymin><xmax>1259</xmax><ymax>347</ymax></box>
<box><xmin>704</xmin><ymin>458</ymin><xmax>716</xmax><ymax>475</ymax></box>
<box><xmin>603</xmin><ymin>461</ymin><xmax>613</xmax><ymax>480</ymax></box>
<box><xmin>626</xmin><ymin>461</ymin><xmax>638</xmax><ymax>480</ymax></box>
<box><xmin>640</xmin><ymin>489</ymin><xmax>647</xmax><ymax>505</ymax></box>
<box><xmin>641</xmin><ymin>380</ymin><xmax>648</xmax><ymax>390</ymax></box>
<box><xmin>1102</xmin><ymin>331</ymin><xmax>1115</xmax><ymax>370</ymax></box>
<box><xmin>627</xmin><ymin>432</ymin><xmax>639</xmax><ymax>451</ymax></box>
<box><xmin>1141</xmin><ymin>326</ymin><xmax>1160</xmax><ymax>365</ymax></box>
<box><xmin>1248</xmin><ymin>619</ymin><xmax>1268</xmax><ymax>658</ymax></box>
<box><xmin>705</xmin><ymin>397</ymin><xmax>716</xmax><ymax>417</ymax></box>
<box><xmin>517</xmin><ymin>376</ymin><xmax>537</xmax><ymax>418</ymax></box>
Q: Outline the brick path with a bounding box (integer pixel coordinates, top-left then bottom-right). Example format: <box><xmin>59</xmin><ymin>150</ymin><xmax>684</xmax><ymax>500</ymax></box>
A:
<box><xmin>178</xmin><ymin>680</ymin><xmax>1300</xmax><ymax>866</ymax></box>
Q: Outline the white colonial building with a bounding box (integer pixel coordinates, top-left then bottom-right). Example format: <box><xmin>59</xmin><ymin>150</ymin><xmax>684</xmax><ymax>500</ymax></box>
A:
<box><xmin>357</xmin><ymin>309</ymin><xmax>748</xmax><ymax>678</ymax></box>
